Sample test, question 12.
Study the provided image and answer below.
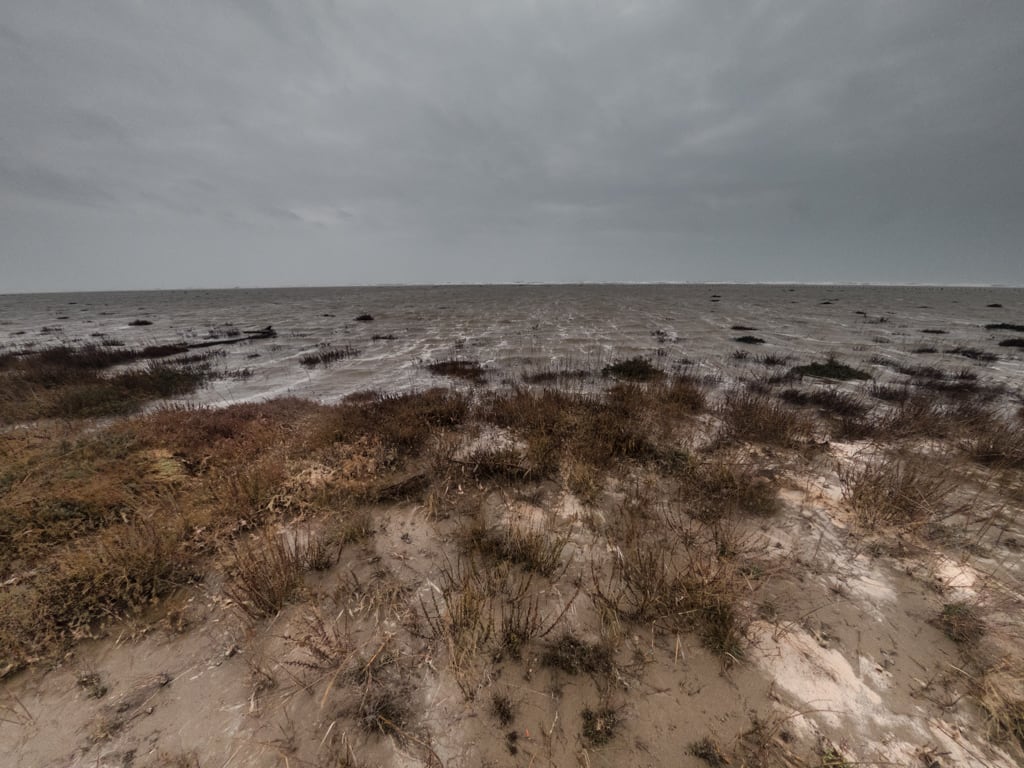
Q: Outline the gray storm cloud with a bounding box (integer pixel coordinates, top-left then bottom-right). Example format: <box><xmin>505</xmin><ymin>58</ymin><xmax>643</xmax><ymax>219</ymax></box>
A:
<box><xmin>1</xmin><ymin>1</ymin><xmax>1022</xmax><ymax>291</ymax></box>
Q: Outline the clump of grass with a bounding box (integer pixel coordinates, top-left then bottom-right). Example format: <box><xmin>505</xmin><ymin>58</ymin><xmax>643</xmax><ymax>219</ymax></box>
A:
<box><xmin>719</xmin><ymin>390</ymin><xmax>810</xmax><ymax>447</ymax></box>
<box><xmin>870</xmin><ymin>383</ymin><xmax>909</xmax><ymax>402</ymax></box>
<box><xmin>359</xmin><ymin>685</ymin><xmax>411</xmax><ymax>738</ymax></box>
<box><xmin>325</xmin><ymin>388</ymin><xmax>469</xmax><ymax>456</ymax></box>
<box><xmin>779</xmin><ymin>387</ymin><xmax>868</xmax><ymax>419</ymax></box>
<box><xmin>757</xmin><ymin>353</ymin><xmax>789</xmax><ymax>367</ymax></box>
<box><xmin>419</xmin><ymin>558</ymin><xmax>496</xmax><ymax>659</ymax></box>
<box><xmin>354</xmin><ymin>314</ymin><xmax>374</xmax><ymax>322</ymax></box>
<box><xmin>581</xmin><ymin>706</ymin><xmax>619</xmax><ymax>746</ymax></box>
<box><xmin>653</xmin><ymin>374</ymin><xmax>707</xmax><ymax>415</ymax></box>
<box><xmin>677</xmin><ymin>457</ymin><xmax>778</xmax><ymax>522</ymax></box>
<box><xmin>978</xmin><ymin>666</ymin><xmax>1024</xmax><ymax>748</ymax></box>
<box><xmin>469</xmin><ymin>520</ymin><xmax>570</xmax><ymax>577</ymax></box>
<box><xmin>490</xmin><ymin>692</ymin><xmax>514</xmax><ymax>725</ymax></box>
<box><xmin>998</xmin><ymin>338</ymin><xmax>1024</xmax><ymax>348</ymax></box>
<box><xmin>819</xmin><ymin>741</ymin><xmax>852</xmax><ymax>767</ymax></box>
<box><xmin>0</xmin><ymin>344</ymin><xmax>213</xmax><ymax>423</ymax></box>
<box><xmin>224</xmin><ymin>532</ymin><xmax>307</xmax><ymax>619</ymax></box>
<box><xmin>948</xmin><ymin>346</ymin><xmax>998</xmax><ymax>362</ymax></box>
<box><xmin>986</xmin><ymin>323</ymin><xmax>1024</xmax><ymax>332</ymax></box>
<box><xmin>299</xmin><ymin>345</ymin><xmax>360</xmax><ymax>367</ymax></box>
<box><xmin>912</xmin><ymin>346</ymin><xmax>938</xmax><ymax>354</ymax></box>
<box><xmin>542</xmin><ymin>632</ymin><xmax>614</xmax><ymax>676</ymax></box>
<box><xmin>497</xmin><ymin>593</ymin><xmax>546</xmax><ymax>659</ymax></box>
<box><xmin>128</xmin><ymin>319</ymin><xmax>153</xmax><ymax>326</ymax></box>
<box><xmin>893</xmin><ymin>362</ymin><xmax>945</xmax><ymax>379</ymax></box>
<box><xmin>461</xmin><ymin>446</ymin><xmax>531</xmax><ymax>483</ymax></box>
<box><xmin>840</xmin><ymin>459</ymin><xmax>952</xmax><ymax>528</ymax></box>
<box><xmin>689</xmin><ymin>736</ymin><xmax>727</xmax><ymax>766</ymax></box>
<box><xmin>0</xmin><ymin>519</ymin><xmax>193</xmax><ymax>670</ymax></box>
<box><xmin>287</xmin><ymin>610</ymin><xmax>352</xmax><ymax>673</ymax></box>
<box><xmin>77</xmin><ymin>671</ymin><xmax>108</xmax><ymax>699</ymax></box>
<box><xmin>734</xmin><ymin>336</ymin><xmax>765</xmax><ymax>345</ymax></box>
<box><xmin>601</xmin><ymin>356</ymin><xmax>663</xmax><ymax>382</ymax></box>
<box><xmin>522</xmin><ymin>367</ymin><xmax>592</xmax><ymax>385</ymax></box>
<box><xmin>966</xmin><ymin>420</ymin><xmax>1024</xmax><ymax>468</ymax></box>
<box><xmin>937</xmin><ymin>601</ymin><xmax>985</xmax><ymax>644</ymax></box>
<box><xmin>921</xmin><ymin>328</ymin><xmax>948</xmax><ymax>334</ymax></box>
<box><xmin>426</xmin><ymin>358</ymin><xmax>486</xmax><ymax>383</ymax></box>
<box><xmin>790</xmin><ymin>356</ymin><xmax>871</xmax><ymax>381</ymax></box>
<box><xmin>731</xmin><ymin>325</ymin><xmax>758</xmax><ymax>331</ymax></box>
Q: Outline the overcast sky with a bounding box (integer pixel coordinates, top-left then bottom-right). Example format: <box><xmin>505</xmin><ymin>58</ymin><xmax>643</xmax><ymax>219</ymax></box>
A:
<box><xmin>2</xmin><ymin>2</ymin><xmax>1023</xmax><ymax>292</ymax></box>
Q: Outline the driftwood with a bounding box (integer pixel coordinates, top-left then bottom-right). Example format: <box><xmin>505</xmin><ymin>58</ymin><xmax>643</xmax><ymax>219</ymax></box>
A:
<box><xmin>185</xmin><ymin>326</ymin><xmax>277</xmax><ymax>350</ymax></box>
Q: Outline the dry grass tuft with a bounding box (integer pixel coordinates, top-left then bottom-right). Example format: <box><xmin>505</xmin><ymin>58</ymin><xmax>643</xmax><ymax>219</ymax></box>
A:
<box><xmin>542</xmin><ymin>632</ymin><xmax>614</xmax><ymax>676</ymax></box>
<box><xmin>840</xmin><ymin>458</ymin><xmax>953</xmax><ymax>528</ymax></box>
<box><xmin>676</xmin><ymin>456</ymin><xmax>778</xmax><ymax>522</ymax></box>
<box><xmin>719</xmin><ymin>389</ymin><xmax>811</xmax><ymax>447</ymax></box>
<box><xmin>689</xmin><ymin>736</ymin><xmax>728</xmax><ymax>766</ymax></box>
<box><xmin>490</xmin><ymin>691</ymin><xmax>515</xmax><ymax>725</ymax></box>
<box><xmin>937</xmin><ymin>601</ymin><xmax>986</xmax><ymax>644</ymax></box>
<box><xmin>581</xmin><ymin>705</ymin><xmax>619</xmax><ymax>746</ymax></box>
<box><xmin>966</xmin><ymin>419</ymin><xmax>1024</xmax><ymax>469</ymax></box>
<box><xmin>790</xmin><ymin>356</ymin><xmax>871</xmax><ymax>381</ymax></box>
<box><xmin>324</xmin><ymin>388</ymin><xmax>469</xmax><ymax>456</ymax></box>
<box><xmin>0</xmin><ymin>518</ymin><xmax>193</xmax><ymax>670</ymax></box>
<box><xmin>299</xmin><ymin>345</ymin><xmax>360</xmax><ymax>367</ymax></box>
<box><xmin>224</xmin><ymin>531</ymin><xmax>307</xmax><ymax>619</ymax></box>
<box><xmin>601</xmin><ymin>356</ymin><xmax>663</xmax><ymax>382</ymax></box>
<box><xmin>978</xmin><ymin>665</ymin><xmax>1024</xmax><ymax>748</ymax></box>
<box><xmin>425</xmin><ymin>358</ymin><xmax>486</xmax><ymax>383</ymax></box>
<box><xmin>467</xmin><ymin>518</ymin><xmax>571</xmax><ymax>577</ymax></box>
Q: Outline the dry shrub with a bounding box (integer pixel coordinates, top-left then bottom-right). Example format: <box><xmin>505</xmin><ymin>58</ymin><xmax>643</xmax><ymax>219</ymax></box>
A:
<box><xmin>211</xmin><ymin>455</ymin><xmax>287</xmax><ymax>527</ymax></box>
<box><xmin>0</xmin><ymin>431</ymin><xmax>149</xmax><ymax>575</ymax></box>
<box><xmin>480</xmin><ymin>387</ymin><xmax>658</xmax><ymax>479</ymax></box>
<box><xmin>324</xmin><ymin>388</ymin><xmax>469</xmax><ymax>456</ymax></box>
<box><xmin>497</xmin><ymin>592</ymin><xmax>546</xmax><ymax>659</ymax></box>
<box><xmin>359</xmin><ymin>684</ymin><xmax>413</xmax><ymax>738</ymax></box>
<box><xmin>719</xmin><ymin>390</ymin><xmax>810</xmax><ymax>447</ymax></box>
<box><xmin>420</xmin><ymin>558</ymin><xmax>496</xmax><ymax>660</ymax></box>
<box><xmin>468</xmin><ymin>519</ymin><xmax>571</xmax><ymax>577</ymax></box>
<box><xmin>937</xmin><ymin>601</ymin><xmax>986</xmax><ymax>644</ymax></box>
<box><xmin>593</xmin><ymin>541</ymin><xmax>677</xmax><ymax>626</ymax></box>
<box><xmin>592</xmin><ymin>539</ymin><xmax>748</xmax><ymax>659</ymax></box>
<box><xmin>224</xmin><ymin>531</ymin><xmax>307</xmax><ymax>619</ymax></box>
<box><xmin>689</xmin><ymin>736</ymin><xmax>728</xmax><ymax>766</ymax></box>
<box><xmin>287</xmin><ymin>609</ymin><xmax>352</xmax><ymax>673</ymax></box>
<box><xmin>461</xmin><ymin>445</ymin><xmax>531</xmax><ymax>483</ymax></box>
<box><xmin>490</xmin><ymin>691</ymin><xmax>515</xmax><ymax>725</ymax></box>
<box><xmin>581</xmin><ymin>705</ymin><xmax>619</xmax><ymax>746</ymax></box>
<box><xmin>677</xmin><ymin>456</ymin><xmax>778</xmax><ymax>522</ymax></box>
<box><xmin>651</xmin><ymin>374</ymin><xmax>707</xmax><ymax>416</ymax></box>
<box><xmin>840</xmin><ymin>458</ymin><xmax>953</xmax><ymax>528</ymax></box>
<box><xmin>542</xmin><ymin>632</ymin><xmax>614</xmax><ymax>676</ymax></box>
<box><xmin>0</xmin><ymin>519</ymin><xmax>192</xmax><ymax>670</ymax></box>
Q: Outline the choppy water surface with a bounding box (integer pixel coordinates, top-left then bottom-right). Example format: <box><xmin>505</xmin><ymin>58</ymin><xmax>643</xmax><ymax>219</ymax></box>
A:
<box><xmin>1</xmin><ymin>284</ymin><xmax>1021</xmax><ymax>406</ymax></box>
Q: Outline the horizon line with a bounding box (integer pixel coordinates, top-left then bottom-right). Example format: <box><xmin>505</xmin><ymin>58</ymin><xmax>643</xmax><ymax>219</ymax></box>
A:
<box><xmin>3</xmin><ymin>279</ymin><xmax>1022</xmax><ymax>298</ymax></box>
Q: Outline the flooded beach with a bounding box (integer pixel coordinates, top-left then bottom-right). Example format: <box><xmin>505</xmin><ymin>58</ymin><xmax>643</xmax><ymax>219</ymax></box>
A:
<box><xmin>2</xmin><ymin>283</ymin><xmax>1021</xmax><ymax>407</ymax></box>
